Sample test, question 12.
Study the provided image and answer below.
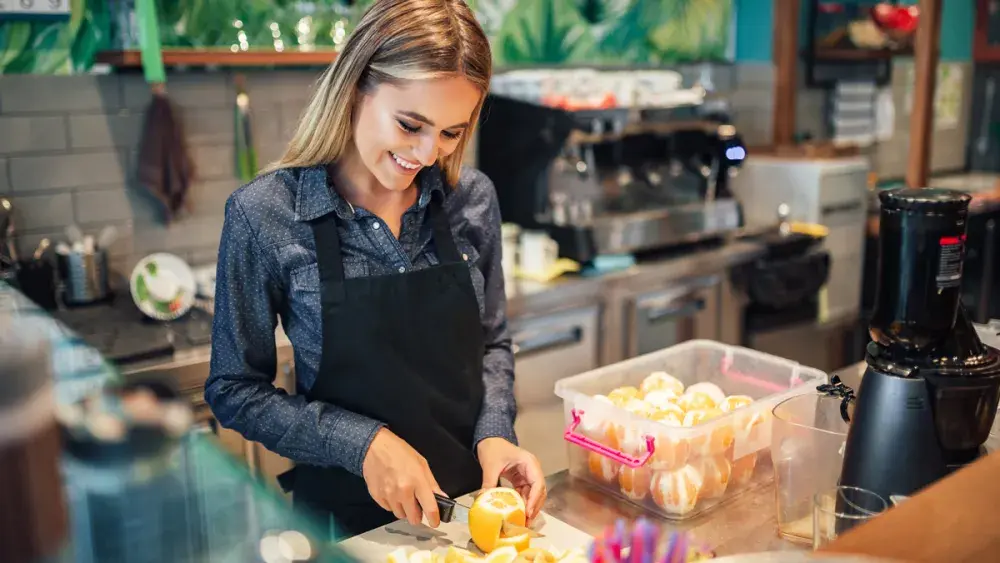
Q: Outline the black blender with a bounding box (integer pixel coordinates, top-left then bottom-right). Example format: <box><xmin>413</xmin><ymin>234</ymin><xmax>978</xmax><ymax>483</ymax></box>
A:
<box><xmin>838</xmin><ymin>188</ymin><xmax>1000</xmax><ymax>521</ymax></box>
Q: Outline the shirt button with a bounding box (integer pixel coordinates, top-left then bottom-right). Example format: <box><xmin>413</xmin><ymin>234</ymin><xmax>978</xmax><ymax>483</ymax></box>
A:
<box><xmin>372</xmin><ymin>222</ymin><xmax>380</xmax><ymax>230</ymax></box>
<box><xmin>398</xmin><ymin>266</ymin><xmax>406</xmax><ymax>273</ymax></box>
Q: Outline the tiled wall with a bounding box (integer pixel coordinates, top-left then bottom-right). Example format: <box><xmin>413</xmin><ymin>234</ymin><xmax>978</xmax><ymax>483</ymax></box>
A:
<box><xmin>0</xmin><ymin>70</ymin><xmax>320</xmax><ymax>273</ymax></box>
<box><xmin>0</xmin><ymin>60</ymin><xmax>974</xmax><ymax>278</ymax></box>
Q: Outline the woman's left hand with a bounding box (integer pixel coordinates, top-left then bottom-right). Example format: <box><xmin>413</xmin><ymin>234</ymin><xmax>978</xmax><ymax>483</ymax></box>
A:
<box><xmin>477</xmin><ymin>438</ymin><xmax>547</xmax><ymax>522</ymax></box>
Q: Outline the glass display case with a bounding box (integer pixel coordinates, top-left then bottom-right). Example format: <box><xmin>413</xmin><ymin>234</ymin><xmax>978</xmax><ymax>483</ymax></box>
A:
<box><xmin>0</xmin><ymin>283</ymin><xmax>357</xmax><ymax>563</ymax></box>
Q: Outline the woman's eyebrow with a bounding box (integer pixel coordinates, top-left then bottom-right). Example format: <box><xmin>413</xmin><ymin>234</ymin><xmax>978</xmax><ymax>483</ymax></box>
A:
<box><xmin>397</xmin><ymin>110</ymin><xmax>469</xmax><ymax>130</ymax></box>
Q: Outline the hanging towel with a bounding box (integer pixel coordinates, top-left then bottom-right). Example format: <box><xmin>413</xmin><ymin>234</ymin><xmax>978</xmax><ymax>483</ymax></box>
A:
<box><xmin>136</xmin><ymin>91</ymin><xmax>196</xmax><ymax>224</ymax></box>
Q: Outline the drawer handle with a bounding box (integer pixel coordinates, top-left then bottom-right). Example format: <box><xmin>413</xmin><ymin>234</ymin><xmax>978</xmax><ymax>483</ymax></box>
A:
<box><xmin>563</xmin><ymin>409</ymin><xmax>655</xmax><ymax>468</ymax></box>
<box><xmin>512</xmin><ymin>327</ymin><xmax>583</xmax><ymax>357</ymax></box>
<box><xmin>645</xmin><ymin>298</ymin><xmax>704</xmax><ymax>323</ymax></box>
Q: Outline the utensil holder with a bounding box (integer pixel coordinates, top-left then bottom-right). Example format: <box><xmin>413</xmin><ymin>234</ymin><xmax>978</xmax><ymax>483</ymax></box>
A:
<box><xmin>58</xmin><ymin>250</ymin><xmax>111</xmax><ymax>306</ymax></box>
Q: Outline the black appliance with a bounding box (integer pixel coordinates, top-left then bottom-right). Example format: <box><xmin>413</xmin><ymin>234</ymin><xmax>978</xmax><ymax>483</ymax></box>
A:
<box><xmin>477</xmin><ymin>95</ymin><xmax>747</xmax><ymax>263</ymax></box>
<box><xmin>838</xmin><ymin>188</ymin><xmax>1000</xmax><ymax>526</ymax></box>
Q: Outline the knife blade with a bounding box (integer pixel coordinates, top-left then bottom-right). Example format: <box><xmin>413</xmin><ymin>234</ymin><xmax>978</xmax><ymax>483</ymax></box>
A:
<box><xmin>433</xmin><ymin>494</ymin><xmax>544</xmax><ymax>537</ymax></box>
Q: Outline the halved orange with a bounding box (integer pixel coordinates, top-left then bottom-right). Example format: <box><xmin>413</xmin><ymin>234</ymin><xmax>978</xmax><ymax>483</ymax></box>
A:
<box><xmin>468</xmin><ymin>488</ymin><xmax>530</xmax><ymax>554</ymax></box>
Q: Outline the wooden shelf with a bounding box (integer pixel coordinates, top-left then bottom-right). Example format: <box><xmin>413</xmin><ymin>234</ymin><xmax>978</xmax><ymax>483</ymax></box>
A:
<box><xmin>95</xmin><ymin>49</ymin><xmax>338</xmax><ymax>68</ymax></box>
<box><xmin>810</xmin><ymin>47</ymin><xmax>912</xmax><ymax>61</ymax></box>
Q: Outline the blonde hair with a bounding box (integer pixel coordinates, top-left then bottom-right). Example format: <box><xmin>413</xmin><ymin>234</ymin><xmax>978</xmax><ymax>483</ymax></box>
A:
<box><xmin>265</xmin><ymin>0</ymin><xmax>492</xmax><ymax>187</ymax></box>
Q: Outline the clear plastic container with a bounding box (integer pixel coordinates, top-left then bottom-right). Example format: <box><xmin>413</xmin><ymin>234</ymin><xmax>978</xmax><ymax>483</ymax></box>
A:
<box><xmin>553</xmin><ymin>340</ymin><xmax>827</xmax><ymax>520</ymax></box>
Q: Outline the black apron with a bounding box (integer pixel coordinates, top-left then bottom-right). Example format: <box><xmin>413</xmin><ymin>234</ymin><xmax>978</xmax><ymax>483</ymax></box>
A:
<box><xmin>278</xmin><ymin>193</ymin><xmax>486</xmax><ymax>539</ymax></box>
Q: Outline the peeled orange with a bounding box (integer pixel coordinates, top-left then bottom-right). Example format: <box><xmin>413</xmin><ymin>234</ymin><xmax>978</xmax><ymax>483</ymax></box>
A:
<box><xmin>607</xmin><ymin>386</ymin><xmax>642</xmax><ymax>406</ymax></box>
<box><xmin>468</xmin><ymin>488</ymin><xmax>531</xmax><ymax>554</ymax></box>
<box><xmin>640</xmin><ymin>371</ymin><xmax>685</xmax><ymax>396</ymax></box>
<box><xmin>650</xmin><ymin>465</ymin><xmax>704</xmax><ymax>516</ymax></box>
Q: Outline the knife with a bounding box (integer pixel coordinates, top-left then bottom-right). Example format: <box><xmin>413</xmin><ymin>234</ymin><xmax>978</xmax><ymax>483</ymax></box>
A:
<box><xmin>434</xmin><ymin>494</ymin><xmax>543</xmax><ymax>538</ymax></box>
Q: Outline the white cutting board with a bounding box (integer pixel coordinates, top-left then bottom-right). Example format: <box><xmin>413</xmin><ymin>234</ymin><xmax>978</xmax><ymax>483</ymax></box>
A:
<box><xmin>338</xmin><ymin>494</ymin><xmax>593</xmax><ymax>561</ymax></box>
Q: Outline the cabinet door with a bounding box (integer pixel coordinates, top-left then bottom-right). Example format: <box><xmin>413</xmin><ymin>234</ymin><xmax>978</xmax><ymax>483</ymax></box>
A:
<box><xmin>511</xmin><ymin>306</ymin><xmax>601</xmax><ymax>475</ymax></box>
<box><xmin>626</xmin><ymin>276</ymin><xmax>720</xmax><ymax>358</ymax></box>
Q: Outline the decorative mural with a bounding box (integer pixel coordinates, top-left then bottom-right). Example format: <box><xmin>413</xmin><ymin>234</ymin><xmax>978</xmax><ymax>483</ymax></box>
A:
<box><xmin>0</xmin><ymin>0</ymin><xmax>733</xmax><ymax>75</ymax></box>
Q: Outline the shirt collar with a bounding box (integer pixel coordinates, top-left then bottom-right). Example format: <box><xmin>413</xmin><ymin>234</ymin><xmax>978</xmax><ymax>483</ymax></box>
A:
<box><xmin>294</xmin><ymin>164</ymin><xmax>447</xmax><ymax>222</ymax></box>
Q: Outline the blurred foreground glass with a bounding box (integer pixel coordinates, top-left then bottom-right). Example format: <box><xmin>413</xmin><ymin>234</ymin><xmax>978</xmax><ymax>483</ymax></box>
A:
<box><xmin>771</xmin><ymin>393</ymin><xmax>850</xmax><ymax>544</ymax></box>
<box><xmin>812</xmin><ymin>486</ymin><xmax>888</xmax><ymax>549</ymax></box>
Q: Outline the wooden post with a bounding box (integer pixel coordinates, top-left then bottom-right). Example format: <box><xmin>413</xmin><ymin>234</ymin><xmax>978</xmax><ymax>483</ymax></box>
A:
<box><xmin>772</xmin><ymin>0</ymin><xmax>801</xmax><ymax>148</ymax></box>
<box><xmin>906</xmin><ymin>0</ymin><xmax>943</xmax><ymax>188</ymax></box>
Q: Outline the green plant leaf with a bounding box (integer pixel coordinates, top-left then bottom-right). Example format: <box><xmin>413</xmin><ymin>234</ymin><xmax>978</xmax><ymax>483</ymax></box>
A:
<box><xmin>135</xmin><ymin>273</ymin><xmax>150</xmax><ymax>302</ymax></box>
<box><xmin>0</xmin><ymin>22</ymin><xmax>32</xmax><ymax>74</ymax></box>
<box><xmin>494</xmin><ymin>0</ymin><xmax>595</xmax><ymax>65</ymax></box>
<box><xmin>146</xmin><ymin>261</ymin><xmax>158</xmax><ymax>276</ymax></box>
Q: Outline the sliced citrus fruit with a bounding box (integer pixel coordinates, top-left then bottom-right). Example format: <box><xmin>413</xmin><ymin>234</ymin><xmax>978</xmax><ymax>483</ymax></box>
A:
<box><xmin>676</xmin><ymin>390</ymin><xmax>717</xmax><ymax>412</ymax></box>
<box><xmin>468</xmin><ymin>488</ymin><xmax>529</xmax><ymax>554</ymax></box>
<box><xmin>485</xmin><ymin>546</ymin><xmax>519</xmax><ymax>563</ymax></box>
<box><xmin>730</xmin><ymin>452</ymin><xmax>758</xmax><ymax>488</ymax></box>
<box><xmin>409</xmin><ymin>551</ymin><xmax>437</xmax><ymax>563</ymax></box>
<box><xmin>446</xmin><ymin>547</ymin><xmax>483</xmax><ymax>563</ymax></box>
<box><xmin>387</xmin><ymin>547</ymin><xmax>411</xmax><ymax>563</ymax></box>
<box><xmin>514</xmin><ymin>547</ymin><xmax>557</xmax><ymax>563</ymax></box>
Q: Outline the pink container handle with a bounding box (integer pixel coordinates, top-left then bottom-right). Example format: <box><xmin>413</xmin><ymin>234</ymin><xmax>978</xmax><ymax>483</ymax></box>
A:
<box><xmin>563</xmin><ymin>409</ymin><xmax>655</xmax><ymax>468</ymax></box>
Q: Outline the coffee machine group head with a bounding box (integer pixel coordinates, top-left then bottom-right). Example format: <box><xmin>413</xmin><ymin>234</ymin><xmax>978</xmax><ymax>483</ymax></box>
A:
<box><xmin>839</xmin><ymin>188</ymin><xmax>1000</xmax><ymax>512</ymax></box>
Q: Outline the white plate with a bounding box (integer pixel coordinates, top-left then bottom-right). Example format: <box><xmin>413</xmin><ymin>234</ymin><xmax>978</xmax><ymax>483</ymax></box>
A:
<box><xmin>130</xmin><ymin>253</ymin><xmax>196</xmax><ymax>321</ymax></box>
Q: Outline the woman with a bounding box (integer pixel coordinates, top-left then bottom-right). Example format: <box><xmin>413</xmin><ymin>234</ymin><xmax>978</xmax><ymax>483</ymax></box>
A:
<box><xmin>205</xmin><ymin>0</ymin><xmax>545</xmax><ymax>538</ymax></box>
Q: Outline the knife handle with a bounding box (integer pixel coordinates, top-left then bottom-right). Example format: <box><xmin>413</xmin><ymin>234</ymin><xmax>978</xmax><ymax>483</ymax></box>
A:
<box><xmin>434</xmin><ymin>493</ymin><xmax>457</xmax><ymax>523</ymax></box>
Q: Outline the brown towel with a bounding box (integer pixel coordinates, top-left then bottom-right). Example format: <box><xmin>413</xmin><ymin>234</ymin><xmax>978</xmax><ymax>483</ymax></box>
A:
<box><xmin>136</xmin><ymin>91</ymin><xmax>196</xmax><ymax>224</ymax></box>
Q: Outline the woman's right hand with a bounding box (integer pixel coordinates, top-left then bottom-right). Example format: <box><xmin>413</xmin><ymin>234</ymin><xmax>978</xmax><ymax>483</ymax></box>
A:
<box><xmin>362</xmin><ymin>428</ymin><xmax>445</xmax><ymax>527</ymax></box>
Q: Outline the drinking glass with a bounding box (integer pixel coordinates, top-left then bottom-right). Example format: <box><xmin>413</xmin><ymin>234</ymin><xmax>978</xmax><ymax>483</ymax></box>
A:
<box><xmin>812</xmin><ymin>485</ymin><xmax>888</xmax><ymax>549</ymax></box>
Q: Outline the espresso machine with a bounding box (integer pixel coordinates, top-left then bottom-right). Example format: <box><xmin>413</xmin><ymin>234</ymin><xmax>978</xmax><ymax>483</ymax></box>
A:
<box><xmin>477</xmin><ymin>95</ymin><xmax>746</xmax><ymax>263</ymax></box>
<box><xmin>838</xmin><ymin>188</ymin><xmax>1000</xmax><ymax>520</ymax></box>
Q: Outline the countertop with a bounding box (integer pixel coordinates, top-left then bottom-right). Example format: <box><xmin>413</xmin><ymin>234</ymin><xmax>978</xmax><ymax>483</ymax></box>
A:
<box><xmin>121</xmin><ymin>238</ymin><xmax>766</xmax><ymax>377</ymax></box>
<box><xmin>542</xmin><ymin>471</ymin><xmax>804</xmax><ymax>557</ymax></box>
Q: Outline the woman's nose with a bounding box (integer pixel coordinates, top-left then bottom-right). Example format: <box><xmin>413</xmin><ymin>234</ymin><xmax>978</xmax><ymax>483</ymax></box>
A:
<box><xmin>413</xmin><ymin>136</ymin><xmax>438</xmax><ymax>166</ymax></box>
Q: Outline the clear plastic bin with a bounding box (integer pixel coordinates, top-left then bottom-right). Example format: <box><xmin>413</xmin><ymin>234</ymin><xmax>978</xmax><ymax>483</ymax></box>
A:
<box><xmin>553</xmin><ymin>340</ymin><xmax>827</xmax><ymax>520</ymax></box>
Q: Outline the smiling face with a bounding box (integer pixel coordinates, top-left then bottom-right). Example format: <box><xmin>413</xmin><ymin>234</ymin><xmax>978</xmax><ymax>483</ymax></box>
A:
<box><xmin>351</xmin><ymin>76</ymin><xmax>482</xmax><ymax>192</ymax></box>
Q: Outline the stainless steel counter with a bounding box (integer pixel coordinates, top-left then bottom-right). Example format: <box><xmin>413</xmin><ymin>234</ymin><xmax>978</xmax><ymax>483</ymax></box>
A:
<box><xmin>505</xmin><ymin>240</ymin><xmax>765</xmax><ymax>319</ymax></box>
<box><xmin>543</xmin><ymin>471</ymin><xmax>804</xmax><ymax>557</ymax></box>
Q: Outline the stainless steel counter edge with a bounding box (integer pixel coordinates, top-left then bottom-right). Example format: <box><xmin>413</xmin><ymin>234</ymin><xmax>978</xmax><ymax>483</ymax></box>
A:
<box><xmin>505</xmin><ymin>240</ymin><xmax>766</xmax><ymax>320</ymax></box>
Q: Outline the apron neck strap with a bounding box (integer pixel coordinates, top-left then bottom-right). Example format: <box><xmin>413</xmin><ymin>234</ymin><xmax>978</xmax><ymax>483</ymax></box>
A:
<box><xmin>427</xmin><ymin>194</ymin><xmax>463</xmax><ymax>264</ymax></box>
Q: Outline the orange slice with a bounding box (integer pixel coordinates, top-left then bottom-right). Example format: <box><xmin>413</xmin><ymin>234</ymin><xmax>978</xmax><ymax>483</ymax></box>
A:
<box><xmin>485</xmin><ymin>547</ymin><xmax>520</xmax><ymax>563</ymax></box>
<box><xmin>468</xmin><ymin>488</ymin><xmax>530</xmax><ymax>554</ymax></box>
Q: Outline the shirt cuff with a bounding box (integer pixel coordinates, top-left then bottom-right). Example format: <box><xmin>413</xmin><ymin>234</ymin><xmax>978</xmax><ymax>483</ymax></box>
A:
<box><xmin>473</xmin><ymin>407</ymin><xmax>518</xmax><ymax>452</ymax></box>
<box><xmin>323</xmin><ymin>408</ymin><xmax>386</xmax><ymax>477</ymax></box>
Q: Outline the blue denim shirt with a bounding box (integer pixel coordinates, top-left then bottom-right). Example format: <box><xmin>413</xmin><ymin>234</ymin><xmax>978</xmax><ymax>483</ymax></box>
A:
<box><xmin>205</xmin><ymin>164</ymin><xmax>516</xmax><ymax>477</ymax></box>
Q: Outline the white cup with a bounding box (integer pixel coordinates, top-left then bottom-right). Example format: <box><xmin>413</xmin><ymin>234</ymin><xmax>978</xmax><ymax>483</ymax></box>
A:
<box><xmin>519</xmin><ymin>231</ymin><xmax>558</xmax><ymax>276</ymax></box>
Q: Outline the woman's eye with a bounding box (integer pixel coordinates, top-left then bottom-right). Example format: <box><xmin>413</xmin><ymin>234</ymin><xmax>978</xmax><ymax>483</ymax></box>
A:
<box><xmin>442</xmin><ymin>130</ymin><xmax>462</xmax><ymax>140</ymax></box>
<box><xmin>397</xmin><ymin>120</ymin><xmax>420</xmax><ymax>134</ymax></box>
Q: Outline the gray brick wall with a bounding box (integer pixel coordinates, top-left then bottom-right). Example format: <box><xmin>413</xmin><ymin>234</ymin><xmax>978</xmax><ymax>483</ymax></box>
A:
<box><xmin>0</xmin><ymin>69</ymin><xmax>318</xmax><ymax>277</ymax></box>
